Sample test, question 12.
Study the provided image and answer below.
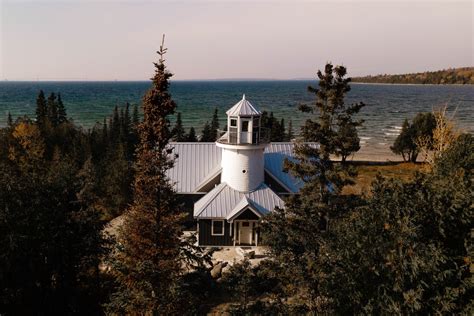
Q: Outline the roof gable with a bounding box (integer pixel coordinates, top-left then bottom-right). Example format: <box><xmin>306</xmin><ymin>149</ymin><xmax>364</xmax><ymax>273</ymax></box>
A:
<box><xmin>194</xmin><ymin>183</ymin><xmax>284</xmax><ymax>219</ymax></box>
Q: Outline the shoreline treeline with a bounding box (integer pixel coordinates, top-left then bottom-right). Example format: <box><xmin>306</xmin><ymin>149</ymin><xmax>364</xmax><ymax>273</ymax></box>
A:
<box><xmin>352</xmin><ymin>67</ymin><xmax>474</xmax><ymax>84</ymax></box>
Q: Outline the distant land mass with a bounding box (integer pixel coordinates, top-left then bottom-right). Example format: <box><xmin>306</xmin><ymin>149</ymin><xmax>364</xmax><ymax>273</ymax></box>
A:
<box><xmin>352</xmin><ymin>67</ymin><xmax>474</xmax><ymax>85</ymax></box>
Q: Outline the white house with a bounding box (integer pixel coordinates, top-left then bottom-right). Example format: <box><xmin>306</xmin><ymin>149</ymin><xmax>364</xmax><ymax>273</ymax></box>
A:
<box><xmin>168</xmin><ymin>95</ymin><xmax>302</xmax><ymax>247</ymax></box>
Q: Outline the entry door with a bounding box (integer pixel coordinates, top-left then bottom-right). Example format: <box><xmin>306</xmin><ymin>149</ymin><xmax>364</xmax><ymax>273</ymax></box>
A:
<box><xmin>239</xmin><ymin>222</ymin><xmax>252</xmax><ymax>244</ymax></box>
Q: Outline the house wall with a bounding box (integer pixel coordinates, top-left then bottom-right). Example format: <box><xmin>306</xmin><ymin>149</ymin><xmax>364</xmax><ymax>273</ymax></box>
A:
<box><xmin>198</xmin><ymin>219</ymin><xmax>234</xmax><ymax>246</ymax></box>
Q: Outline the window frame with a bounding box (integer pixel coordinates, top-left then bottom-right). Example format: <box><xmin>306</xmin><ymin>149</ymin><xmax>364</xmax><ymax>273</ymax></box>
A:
<box><xmin>211</xmin><ymin>220</ymin><xmax>225</xmax><ymax>236</ymax></box>
<box><xmin>242</xmin><ymin>120</ymin><xmax>249</xmax><ymax>132</ymax></box>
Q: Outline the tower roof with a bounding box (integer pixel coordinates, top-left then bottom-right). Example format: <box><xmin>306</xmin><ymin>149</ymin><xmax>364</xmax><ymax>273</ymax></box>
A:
<box><xmin>226</xmin><ymin>94</ymin><xmax>262</xmax><ymax>116</ymax></box>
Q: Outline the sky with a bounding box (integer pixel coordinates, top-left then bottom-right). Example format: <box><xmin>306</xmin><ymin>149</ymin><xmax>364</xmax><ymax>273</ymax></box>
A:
<box><xmin>0</xmin><ymin>0</ymin><xmax>472</xmax><ymax>80</ymax></box>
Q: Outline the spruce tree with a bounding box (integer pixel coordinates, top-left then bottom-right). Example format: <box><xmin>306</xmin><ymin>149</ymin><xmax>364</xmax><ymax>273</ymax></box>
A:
<box><xmin>57</xmin><ymin>93</ymin><xmax>67</xmax><ymax>124</ymax></box>
<box><xmin>210</xmin><ymin>107</ymin><xmax>220</xmax><ymax>141</ymax></box>
<box><xmin>187</xmin><ymin>127</ymin><xmax>197</xmax><ymax>142</ymax></box>
<box><xmin>108</xmin><ymin>37</ymin><xmax>185</xmax><ymax>314</ymax></box>
<box><xmin>171</xmin><ymin>112</ymin><xmax>186</xmax><ymax>141</ymax></box>
<box><xmin>35</xmin><ymin>90</ymin><xmax>48</xmax><ymax>126</ymax></box>
<box><xmin>7</xmin><ymin>112</ymin><xmax>13</xmax><ymax>127</ymax></box>
<box><xmin>200</xmin><ymin>121</ymin><xmax>213</xmax><ymax>142</ymax></box>
<box><xmin>47</xmin><ymin>93</ymin><xmax>59</xmax><ymax>127</ymax></box>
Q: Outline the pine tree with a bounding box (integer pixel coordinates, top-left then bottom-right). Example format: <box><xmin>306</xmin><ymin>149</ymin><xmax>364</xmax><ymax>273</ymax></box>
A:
<box><xmin>262</xmin><ymin>63</ymin><xmax>362</xmax><ymax>312</ymax></box>
<box><xmin>171</xmin><ymin>112</ymin><xmax>186</xmax><ymax>141</ymax></box>
<box><xmin>187</xmin><ymin>127</ymin><xmax>197</xmax><ymax>142</ymax></box>
<box><xmin>108</xmin><ymin>36</ymin><xmax>185</xmax><ymax>314</ymax></box>
<box><xmin>301</xmin><ymin>63</ymin><xmax>364</xmax><ymax>163</ymax></box>
<box><xmin>57</xmin><ymin>93</ymin><xmax>67</xmax><ymax>124</ymax></box>
<box><xmin>200</xmin><ymin>121</ymin><xmax>213</xmax><ymax>142</ymax></box>
<box><xmin>210</xmin><ymin>107</ymin><xmax>220</xmax><ymax>141</ymax></box>
<box><xmin>35</xmin><ymin>90</ymin><xmax>48</xmax><ymax>126</ymax></box>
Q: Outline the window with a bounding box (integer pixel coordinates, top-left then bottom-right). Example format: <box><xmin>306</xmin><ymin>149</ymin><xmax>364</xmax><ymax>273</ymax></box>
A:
<box><xmin>242</xmin><ymin>121</ymin><xmax>249</xmax><ymax>132</ymax></box>
<box><xmin>211</xmin><ymin>220</ymin><xmax>224</xmax><ymax>236</ymax></box>
<box><xmin>230</xmin><ymin>119</ymin><xmax>237</xmax><ymax>127</ymax></box>
<box><xmin>242</xmin><ymin>222</ymin><xmax>250</xmax><ymax>227</ymax></box>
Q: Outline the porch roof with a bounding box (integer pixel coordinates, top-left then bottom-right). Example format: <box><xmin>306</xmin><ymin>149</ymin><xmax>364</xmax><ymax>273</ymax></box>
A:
<box><xmin>194</xmin><ymin>182</ymin><xmax>285</xmax><ymax>220</ymax></box>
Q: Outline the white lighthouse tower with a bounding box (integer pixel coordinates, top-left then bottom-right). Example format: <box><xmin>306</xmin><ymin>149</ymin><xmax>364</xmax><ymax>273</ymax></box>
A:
<box><xmin>216</xmin><ymin>95</ymin><xmax>267</xmax><ymax>192</ymax></box>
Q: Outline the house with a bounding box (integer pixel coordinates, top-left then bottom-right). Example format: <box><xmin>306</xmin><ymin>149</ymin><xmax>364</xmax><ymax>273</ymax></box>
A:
<box><xmin>168</xmin><ymin>95</ymin><xmax>303</xmax><ymax>247</ymax></box>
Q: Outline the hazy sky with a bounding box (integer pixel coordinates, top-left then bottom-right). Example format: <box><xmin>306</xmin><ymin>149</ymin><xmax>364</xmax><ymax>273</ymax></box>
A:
<box><xmin>1</xmin><ymin>0</ymin><xmax>472</xmax><ymax>80</ymax></box>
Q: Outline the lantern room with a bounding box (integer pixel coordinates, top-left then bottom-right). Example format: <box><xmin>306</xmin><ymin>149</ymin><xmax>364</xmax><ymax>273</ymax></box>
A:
<box><xmin>222</xmin><ymin>95</ymin><xmax>263</xmax><ymax>145</ymax></box>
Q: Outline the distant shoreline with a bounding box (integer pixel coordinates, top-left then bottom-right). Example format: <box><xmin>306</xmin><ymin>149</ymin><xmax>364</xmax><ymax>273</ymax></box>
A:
<box><xmin>351</xmin><ymin>82</ymin><xmax>472</xmax><ymax>86</ymax></box>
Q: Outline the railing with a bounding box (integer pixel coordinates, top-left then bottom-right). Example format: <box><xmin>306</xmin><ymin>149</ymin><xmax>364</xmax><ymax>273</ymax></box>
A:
<box><xmin>218</xmin><ymin>128</ymin><xmax>270</xmax><ymax>145</ymax></box>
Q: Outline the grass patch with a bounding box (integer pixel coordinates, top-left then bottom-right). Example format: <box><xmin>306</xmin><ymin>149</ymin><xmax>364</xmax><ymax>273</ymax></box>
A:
<box><xmin>343</xmin><ymin>162</ymin><xmax>423</xmax><ymax>196</ymax></box>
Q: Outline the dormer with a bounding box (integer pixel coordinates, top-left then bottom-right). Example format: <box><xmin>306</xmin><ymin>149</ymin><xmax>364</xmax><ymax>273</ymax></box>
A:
<box><xmin>222</xmin><ymin>95</ymin><xmax>263</xmax><ymax>145</ymax></box>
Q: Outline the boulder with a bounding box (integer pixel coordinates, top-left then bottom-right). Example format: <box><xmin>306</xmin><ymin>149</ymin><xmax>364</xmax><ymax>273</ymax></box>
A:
<box><xmin>210</xmin><ymin>261</ymin><xmax>228</xmax><ymax>279</ymax></box>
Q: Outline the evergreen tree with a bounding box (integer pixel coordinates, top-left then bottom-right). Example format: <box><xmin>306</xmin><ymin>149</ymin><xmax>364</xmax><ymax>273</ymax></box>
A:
<box><xmin>262</xmin><ymin>63</ymin><xmax>361</xmax><ymax>312</ymax></box>
<box><xmin>102</xmin><ymin>118</ymin><xmax>108</xmax><ymax>148</ymax></box>
<box><xmin>286</xmin><ymin>119</ymin><xmax>294</xmax><ymax>141</ymax></box>
<box><xmin>171</xmin><ymin>112</ymin><xmax>186</xmax><ymax>141</ymax></box>
<box><xmin>187</xmin><ymin>126</ymin><xmax>197</xmax><ymax>142</ymax></box>
<box><xmin>47</xmin><ymin>93</ymin><xmax>59</xmax><ymax>127</ymax></box>
<box><xmin>57</xmin><ymin>93</ymin><xmax>67</xmax><ymax>124</ymax></box>
<box><xmin>200</xmin><ymin>121</ymin><xmax>213</xmax><ymax>142</ymax></box>
<box><xmin>35</xmin><ymin>90</ymin><xmax>48</xmax><ymax>126</ymax></box>
<box><xmin>210</xmin><ymin>107</ymin><xmax>220</xmax><ymax>141</ymax></box>
<box><xmin>110</xmin><ymin>105</ymin><xmax>120</xmax><ymax>142</ymax></box>
<box><xmin>301</xmin><ymin>63</ymin><xmax>364</xmax><ymax>163</ymax></box>
<box><xmin>7</xmin><ymin>112</ymin><xmax>13</xmax><ymax>127</ymax></box>
<box><xmin>132</xmin><ymin>104</ymin><xmax>139</xmax><ymax>127</ymax></box>
<box><xmin>107</xmin><ymin>37</ymin><xmax>185</xmax><ymax>314</ymax></box>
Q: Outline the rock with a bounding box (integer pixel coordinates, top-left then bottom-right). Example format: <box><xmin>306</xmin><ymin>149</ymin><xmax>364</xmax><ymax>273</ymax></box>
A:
<box><xmin>210</xmin><ymin>261</ymin><xmax>228</xmax><ymax>279</ymax></box>
<box><xmin>244</xmin><ymin>250</ymin><xmax>255</xmax><ymax>259</ymax></box>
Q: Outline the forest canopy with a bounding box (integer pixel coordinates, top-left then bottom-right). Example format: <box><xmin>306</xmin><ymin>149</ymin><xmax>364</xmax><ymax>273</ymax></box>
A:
<box><xmin>352</xmin><ymin>67</ymin><xmax>474</xmax><ymax>84</ymax></box>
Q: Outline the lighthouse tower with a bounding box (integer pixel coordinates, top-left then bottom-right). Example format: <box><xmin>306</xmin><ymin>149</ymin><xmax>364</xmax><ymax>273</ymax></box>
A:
<box><xmin>216</xmin><ymin>95</ymin><xmax>267</xmax><ymax>192</ymax></box>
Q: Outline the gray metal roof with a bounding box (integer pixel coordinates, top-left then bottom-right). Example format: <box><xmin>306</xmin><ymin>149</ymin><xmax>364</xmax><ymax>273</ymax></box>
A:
<box><xmin>264</xmin><ymin>142</ymin><xmax>304</xmax><ymax>193</ymax></box>
<box><xmin>194</xmin><ymin>182</ymin><xmax>285</xmax><ymax>219</ymax></box>
<box><xmin>168</xmin><ymin>142</ymin><xmax>302</xmax><ymax>194</ymax></box>
<box><xmin>168</xmin><ymin>142</ymin><xmax>222</xmax><ymax>193</ymax></box>
<box><xmin>226</xmin><ymin>95</ymin><xmax>262</xmax><ymax>116</ymax></box>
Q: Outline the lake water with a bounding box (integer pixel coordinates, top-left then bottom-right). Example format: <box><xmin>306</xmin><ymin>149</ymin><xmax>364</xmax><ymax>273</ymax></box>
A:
<box><xmin>1</xmin><ymin>80</ymin><xmax>473</xmax><ymax>153</ymax></box>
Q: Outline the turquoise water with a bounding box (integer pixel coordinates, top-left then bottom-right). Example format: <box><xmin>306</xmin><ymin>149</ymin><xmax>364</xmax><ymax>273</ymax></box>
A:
<box><xmin>1</xmin><ymin>80</ymin><xmax>473</xmax><ymax>151</ymax></box>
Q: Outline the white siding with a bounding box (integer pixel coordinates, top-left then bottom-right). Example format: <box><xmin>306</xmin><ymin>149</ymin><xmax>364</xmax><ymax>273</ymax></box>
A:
<box><xmin>221</xmin><ymin>147</ymin><xmax>265</xmax><ymax>192</ymax></box>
